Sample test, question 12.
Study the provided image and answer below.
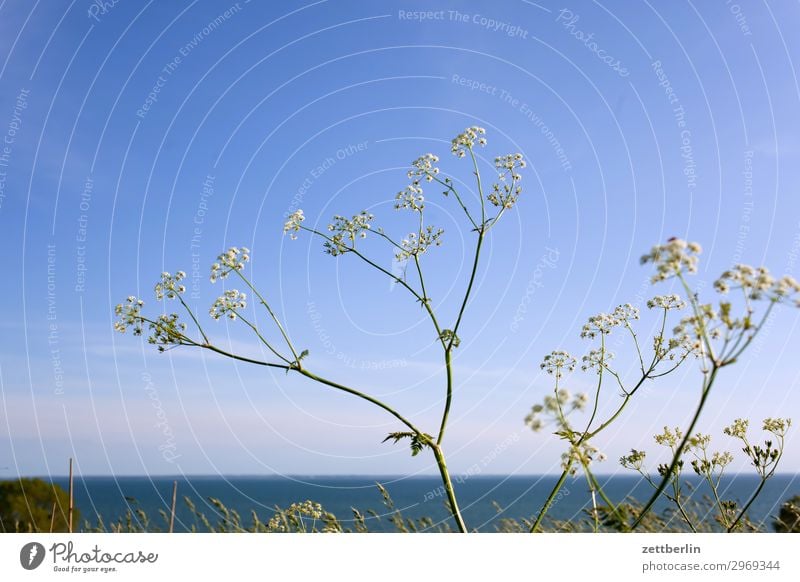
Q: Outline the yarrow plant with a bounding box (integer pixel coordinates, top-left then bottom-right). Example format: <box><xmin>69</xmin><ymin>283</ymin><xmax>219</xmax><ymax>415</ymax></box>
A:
<box><xmin>115</xmin><ymin>127</ymin><xmax>527</xmax><ymax>533</ymax></box>
<box><xmin>526</xmin><ymin>237</ymin><xmax>800</xmax><ymax>532</ymax></box>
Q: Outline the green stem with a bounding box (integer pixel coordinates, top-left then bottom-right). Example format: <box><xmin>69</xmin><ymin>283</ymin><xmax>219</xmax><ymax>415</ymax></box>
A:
<box><xmin>631</xmin><ymin>366</ymin><xmax>719</xmax><ymax>529</ymax></box>
<box><xmin>234</xmin><ymin>270</ymin><xmax>300</xmax><ymax>363</ymax></box>
<box><xmin>297</xmin><ymin>368</ymin><xmax>424</xmax><ymax>437</ymax></box>
<box><xmin>530</xmin><ymin>465</ymin><xmax>572</xmax><ymax>532</ymax></box>
<box><xmin>231</xmin><ymin>311</ymin><xmax>291</xmax><ymax>365</ymax></box>
<box><xmin>176</xmin><ymin>294</ymin><xmax>209</xmax><ymax>344</ymax></box>
<box><xmin>727</xmin><ymin>478</ymin><xmax>766</xmax><ymax>532</ymax></box>
<box><xmin>431</xmin><ymin>444</ymin><xmax>467</xmax><ymax>533</ymax></box>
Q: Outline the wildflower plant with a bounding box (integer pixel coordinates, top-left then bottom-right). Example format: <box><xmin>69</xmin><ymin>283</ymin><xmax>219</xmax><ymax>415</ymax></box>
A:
<box><xmin>620</xmin><ymin>419</ymin><xmax>790</xmax><ymax>532</ymax></box>
<box><xmin>526</xmin><ymin>237</ymin><xmax>800</xmax><ymax>532</ymax></box>
<box><xmin>115</xmin><ymin>127</ymin><xmax>527</xmax><ymax>533</ymax></box>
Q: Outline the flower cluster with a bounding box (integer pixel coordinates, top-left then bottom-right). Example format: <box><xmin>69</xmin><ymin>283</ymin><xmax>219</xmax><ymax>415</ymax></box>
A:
<box><xmin>723</xmin><ymin>418</ymin><xmax>749</xmax><ymax>440</ymax></box>
<box><xmin>210</xmin><ymin>247</ymin><xmax>250</xmax><ymax>282</ymax></box>
<box><xmin>450</xmin><ymin>126</ymin><xmax>486</xmax><ymax>158</ymax></box>
<box><xmin>154</xmin><ymin>271</ymin><xmax>187</xmax><ymax>300</ymax></box>
<box><xmin>210</xmin><ymin>289</ymin><xmax>247</xmax><ymax>321</ymax></box>
<box><xmin>561</xmin><ymin>442</ymin><xmax>605</xmax><ymax>475</ymax></box>
<box><xmin>581</xmin><ymin>348</ymin><xmax>614</xmax><ymax>373</ymax></box>
<box><xmin>114</xmin><ymin>296</ymin><xmax>145</xmax><ymax>335</ymax></box>
<box><xmin>647</xmin><ymin>294</ymin><xmax>686</xmax><ymax>310</ymax></box>
<box><xmin>659</xmin><ymin>333</ymin><xmax>703</xmax><ymax>360</ymax></box>
<box><xmin>539</xmin><ymin>350</ymin><xmax>577</xmax><ymax>379</ymax></box>
<box><xmin>524</xmin><ymin>388</ymin><xmax>587</xmax><ymax>432</ymax></box>
<box><xmin>283</xmin><ymin>210</ymin><xmax>305</xmax><ymax>240</ymax></box>
<box><xmin>323</xmin><ymin>211</ymin><xmax>374</xmax><ymax>256</ymax></box>
<box><xmin>715</xmin><ymin>264</ymin><xmax>800</xmax><ymax>305</ymax></box>
<box><xmin>620</xmin><ymin>449</ymin><xmax>647</xmax><ymax>471</ymax></box>
<box><xmin>147</xmin><ymin>313</ymin><xmax>187</xmax><ymax>352</ymax></box>
<box><xmin>488</xmin><ymin>154</ymin><xmax>526</xmax><ymax>209</ymax></box>
<box><xmin>395</xmin><ymin>183</ymin><xmax>425</xmax><ymax>212</ymax></box>
<box><xmin>690</xmin><ymin>446</ymin><xmax>734</xmax><ymax>478</ymax></box>
<box><xmin>725</xmin><ymin>417</ymin><xmax>791</xmax><ymax>478</ymax></box>
<box><xmin>580</xmin><ymin>304</ymin><xmax>638</xmax><ymax>339</ymax></box>
<box><xmin>640</xmin><ymin>239</ymin><xmax>702</xmax><ymax>282</ymax></box>
<box><xmin>407</xmin><ymin>153</ymin><xmax>440</xmax><ymax>182</ymax></box>
<box><xmin>763</xmin><ymin>417</ymin><xmax>792</xmax><ymax>437</ymax></box>
<box><xmin>654</xmin><ymin>425</ymin><xmax>683</xmax><ymax>449</ymax></box>
<box><xmin>395</xmin><ymin>226</ymin><xmax>444</xmax><ymax>261</ymax></box>
<box><xmin>266</xmin><ymin>500</ymin><xmax>324</xmax><ymax>532</ymax></box>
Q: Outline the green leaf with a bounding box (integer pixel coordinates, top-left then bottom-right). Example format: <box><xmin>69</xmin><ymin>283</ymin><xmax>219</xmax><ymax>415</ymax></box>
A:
<box><xmin>382</xmin><ymin>432</ymin><xmax>433</xmax><ymax>457</ymax></box>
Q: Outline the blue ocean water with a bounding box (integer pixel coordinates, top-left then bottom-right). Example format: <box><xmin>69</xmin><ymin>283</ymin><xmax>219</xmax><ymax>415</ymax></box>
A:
<box><xmin>47</xmin><ymin>474</ymin><xmax>800</xmax><ymax>532</ymax></box>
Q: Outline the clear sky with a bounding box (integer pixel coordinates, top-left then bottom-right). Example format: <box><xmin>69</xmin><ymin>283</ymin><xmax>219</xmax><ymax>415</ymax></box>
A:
<box><xmin>0</xmin><ymin>0</ymin><xmax>799</xmax><ymax>478</ymax></box>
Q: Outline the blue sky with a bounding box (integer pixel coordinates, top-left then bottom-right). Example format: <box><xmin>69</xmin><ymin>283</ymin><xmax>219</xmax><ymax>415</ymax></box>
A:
<box><xmin>1</xmin><ymin>0</ymin><xmax>799</xmax><ymax>478</ymax></box>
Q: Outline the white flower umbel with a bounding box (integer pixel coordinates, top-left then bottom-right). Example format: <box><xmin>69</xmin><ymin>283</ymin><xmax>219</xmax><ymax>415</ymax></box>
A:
<box><xmin>488</xmin><ymin>153</ymin><xmax>526</xmax><ymax>209</ymax></box>
<box><xmin>323</xmin><ymin>211</ymin><xmax>374</xmax><ymax>256</ymax></box>
<box><xmin>640</xmin><ymin>238</ymin><xmax>701</xmax><ymax>282</ymax></box>
<box><xmin>210</xmin><ymin>247</ymin><xmax>250</xmax><ymax>282</ymax></box>
<box><xmin>283</xmin><ymin>210</ymin><xmax>305</xmax><ymax>240</ymax></box>
<box><xmin>539</xmin><ymin>350</ymin><xmax>577</xmax><ymax>379</ymax></box>
<box><xmin>408</xmin><ymin>153</ymin><xmax>440</xmax><ymax>182</ymax></box>
<box><xmin>210</xmin><ymin>289</ymin><xmax>247</xmax><ymax>321</ymax></box>
<box><xmin>155</xmin><ymin>271</ymin><xmax>187</xmax><ymax>300</ymax></box>
<box><xmin>450</xmin><ymin>126</ymin><xmax>486</xmax><ymax>158</ymax></box>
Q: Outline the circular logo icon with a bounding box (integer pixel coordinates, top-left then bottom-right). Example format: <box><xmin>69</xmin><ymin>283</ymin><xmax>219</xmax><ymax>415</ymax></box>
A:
<box><xmin>19</xmin><ymin>542</ymin><xmax>46</xmax><ymax>570</ymax></box>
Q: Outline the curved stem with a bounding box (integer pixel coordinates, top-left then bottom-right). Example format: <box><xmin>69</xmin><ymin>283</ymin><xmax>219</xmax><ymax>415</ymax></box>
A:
<box><xmin>297</xmin><ymin>368</ymin><xmax>424</xmax><ymax>437</ymax></box>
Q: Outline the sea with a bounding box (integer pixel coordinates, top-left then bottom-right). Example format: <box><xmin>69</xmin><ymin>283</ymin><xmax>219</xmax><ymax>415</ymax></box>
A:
<box><xmin>42</xmin><ymin>473</ymin><xmax>800</xmax><ymax>532</ymax></box>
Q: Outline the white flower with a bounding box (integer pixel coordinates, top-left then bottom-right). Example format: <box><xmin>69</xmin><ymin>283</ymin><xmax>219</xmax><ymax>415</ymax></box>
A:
<box><xmin>539</xmin><ymin>350</ymin><xmax>576</xmax><ymax>379</ymax></box>
<box><xmin>647</xmin><ymin>294</ymin><xmax>686</xmax><ymax>310</ymax></box>
<box><xmin>210</xmin><ymin>247</ymin><xmax>250</xmax><ymax>282</ymax></box>
<box><xmin>283</xmin><ymin>210</ymin><xmax>305</xmax><ymax>240</ymax></box>
<box><xmin>395</xmin><ymin>183</ymin><xmax>425</xmax><ymax>212</ymax></box>
<box><xmin>210</xmin><ymin>289</ymin><xmax>247</xmax><ymax>320</ymax></box>
<box><xmin>394</xmin><ymin>226</ymin><xmax>444</xmax><ymax>261</ymax></box>
<box><xmin>155</xmin><ymin>271</ymin><xmax>187</xmax><ymax>300</ymax></box>
<box><xmin>323</xmin><ymin>211</ymin><xmax>374</xmax><ymax>256</ymax></box>
<box><xmin>450</xmin><ymin>126</ymin><xmax>486</xmax><ymax>157</ymax></box>
<box><xmin>407</xmin><ymin>153</ymin><xmax>440</xmax><ymax>182</ymax></box>
<box><xmin>581</xmin><ymin>348</ymin><xmax>613</xmax><ymax>372</ymax></box>
<box><xmin>723</xmin><ymin>418</ymin><xmax>749</xmax><ymax>440</ymax></box>
<box><xmin>113</xmin><ymin>296</ymin><xmax>144</xmax><ymax>335</ymax></box>
<box><xmin>488</xmin><ymin>153</ymin><xmax>526</xmax><ymax>209</ymax></box>
<box><xmin>640</xmin><ymin>238</ymin><xmax>701</xmax><ymax>282</ymax></box>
